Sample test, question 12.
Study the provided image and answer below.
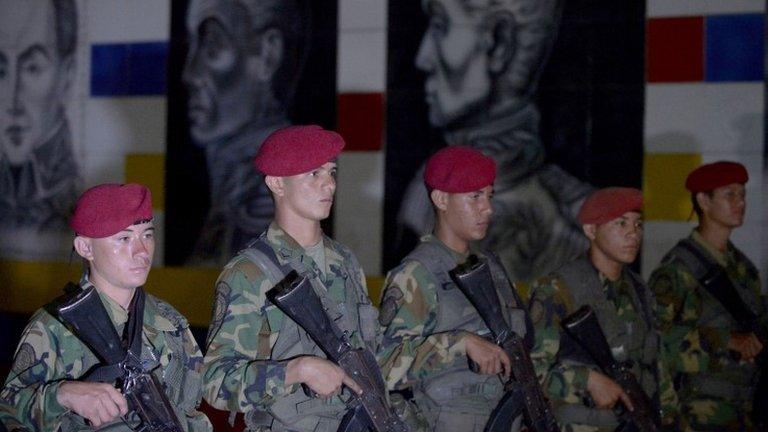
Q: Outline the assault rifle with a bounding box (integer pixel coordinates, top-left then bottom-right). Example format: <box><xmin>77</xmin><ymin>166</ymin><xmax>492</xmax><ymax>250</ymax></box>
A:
<box><xmin>450</xmin><ymin>255</ymin><xmax>559</xmax><ymax>432</ymax></box>
<box><xmin>561</xmin><ymin>306</ymin><xmax>659</xmax><ymax>432</ymax></box>
<box><xmin>266</xmin><ymin>271</ymin><xmax>409</xmax><ymax>432</ymax></box>
<box><xmin>50</xmin><ymin>283</ymin><xmax>184</xmax><ymax>432</ymax></box>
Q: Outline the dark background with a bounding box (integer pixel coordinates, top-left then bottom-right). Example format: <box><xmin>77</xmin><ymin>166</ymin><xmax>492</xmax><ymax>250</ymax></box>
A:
<box><xmin>383</xmin><ymin>0</ymin><xmax>646</xmax><ymax>270</ymax></box>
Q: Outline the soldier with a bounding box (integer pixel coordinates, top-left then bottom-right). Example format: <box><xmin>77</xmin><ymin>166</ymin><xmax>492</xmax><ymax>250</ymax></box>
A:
<box><xmin>0</xmin><ymin>183</ymin><xmax>212</xmax><ymax>431</ymax></box>
<box><xmin>528</xmin><ymin>187</ymin><xmax>678</xmax><ymax>431</ymax></box>
<box><xmin>649</xmin><ymin>161</ymin><xmax>767</xmax><ymax>431</ymax></box>
<box><xmin>379</xmin><ymin>146</ymin><xmax>531</xmax><ymax>431</ymax></box>
<box><xmin>202</xmin><ymin>125</ymin><xmax>383</xmax><ymax>431</ymax></box>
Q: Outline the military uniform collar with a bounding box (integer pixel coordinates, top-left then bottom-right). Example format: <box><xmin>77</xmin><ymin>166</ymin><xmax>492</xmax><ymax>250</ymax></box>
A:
<box><xmin>80</xmin><ymin>275</ymin><xmax>175</xmax><ymax>332</ymax></box>
<box><xmin>265</xmin><ymin>222</ymin><xmax>332</xmax><ymax>279</ymax></box>
<box><xmin>690</xmin><ymin>229</ymin><xmax>730</xmax><ymax>267</ymax></box>
<box><xmin>422</xmin><ymin>234</ymin><xmax>471</xmax><ymax>263</ymax></box>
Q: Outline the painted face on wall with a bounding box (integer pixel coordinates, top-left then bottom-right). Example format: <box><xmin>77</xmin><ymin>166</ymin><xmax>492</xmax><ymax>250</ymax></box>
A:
<box><xmin>0</xmin><ymin>0</ymin><xmax>71</xmax><ymax>166</ymax></box>
<box><xmin>590</xmin><ymin>212</ymin><xmax>643</xmax><ymax>266</ymax></box>
<box><xmin>416</xmin><ymin>0</ymin><xmax>493</xmax><ymax>128</ymax></box>
<box><xmin>183</xmin><ymin>0</ymin><xmax>267</xmax><ymax>145</ymax></box>
<box><xmin>700</xmin><ymin>183</ymin><xmax>746</xmax><ymax>229</ymax></box>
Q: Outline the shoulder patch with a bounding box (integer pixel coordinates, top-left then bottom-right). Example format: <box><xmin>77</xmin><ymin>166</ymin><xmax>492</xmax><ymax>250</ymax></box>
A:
<box><xmin>149</xmin><ymin>296</ymin><xmax>188</xmax><ymax>330</ymax></box>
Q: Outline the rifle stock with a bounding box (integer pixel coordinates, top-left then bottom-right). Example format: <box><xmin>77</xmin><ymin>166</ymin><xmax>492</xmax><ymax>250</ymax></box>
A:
<box><xmin>561</xmin><ymin>306</ymin><xmax>659</xmax><ymax>432</ymax></box>
<box><xmin>450</xmin><ymin>255</ymin><xmax>559</xmax><ymax>432</ymax></box>
<box><xmin>266</xmin><ymin>271</ymin><xmax>409</xmax><ymax>432</ymax></box>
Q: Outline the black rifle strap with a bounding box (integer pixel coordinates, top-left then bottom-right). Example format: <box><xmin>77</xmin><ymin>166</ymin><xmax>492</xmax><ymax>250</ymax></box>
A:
<box><xmin>123</xmin><ymin>287</ymin><xmax>146</xmax><ymax>371</ymax></box>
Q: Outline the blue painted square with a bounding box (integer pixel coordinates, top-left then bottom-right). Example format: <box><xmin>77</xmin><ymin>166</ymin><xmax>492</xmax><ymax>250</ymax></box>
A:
<box><xmin>705</xmin><ymin>14</ymin><xmax>764</xmax><ymax>82</ymax></box>
<box><xmin>91</xmin><ymin>42</ymin><xmax>168</xmax><ymax>96</ymax></box>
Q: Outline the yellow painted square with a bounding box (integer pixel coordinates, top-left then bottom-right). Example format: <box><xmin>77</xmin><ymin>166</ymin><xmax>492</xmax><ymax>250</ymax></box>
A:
<box><xmin>643</xmin><ymin>153</ymin><xmax>701</xmax><ymax>221</ymax></box>
<box><xmin>125</xmin><ymin>154</ymin><xmax>165</xmax><ymax>210</ymax></box>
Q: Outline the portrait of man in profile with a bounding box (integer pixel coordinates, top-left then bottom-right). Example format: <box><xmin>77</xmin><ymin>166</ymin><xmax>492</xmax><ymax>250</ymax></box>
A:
<box><xmin>180</xmin><ymin>0</ymin><xmax>311</xmax><ymax>265</ymax></box>
<box><xmin>0</xmin><ymin>0</ymin><xmax>80</xmax><ymax>252</ymax></box>
<box><xmin>392</xmin><ymin>0</ymin><xmax>592</xmax><ymax>281</ymax></box>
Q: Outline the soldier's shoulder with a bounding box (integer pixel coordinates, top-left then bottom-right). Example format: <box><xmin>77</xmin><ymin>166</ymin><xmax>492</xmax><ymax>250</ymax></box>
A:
<box><xmin>146</xmin><ymin>294</ymin><xmax>189</xmax><ymax>330</ymax></box>
<box><xmin>385</xmin><ymin>260</ymin><xmax>437</xmax><ymax>292</ymax></box>
<box><xmin>218</xmin><ymin>253</ymin><xmax>270</xmax><ymax>285</ymax></box>
<box><xmin>529</xmin><ymin>274</ymin><xmax>567</xmax><ymax>298</ymax></box>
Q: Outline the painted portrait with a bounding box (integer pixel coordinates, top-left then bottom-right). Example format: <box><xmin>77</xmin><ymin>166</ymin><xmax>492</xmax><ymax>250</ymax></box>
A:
<box><xmin>385</xmin><ymin>0</ymin><xmax>645</xmax><ymax>280</ymax></box>
<box><xmin>0</xmin><ymin>0</ymin><xmax>82</xmax><ymax>260</ymax></box>
<box><xmin>166</xmin><ymin>0</ymin><xmax>338</xmax><ymax>266</ymax></box>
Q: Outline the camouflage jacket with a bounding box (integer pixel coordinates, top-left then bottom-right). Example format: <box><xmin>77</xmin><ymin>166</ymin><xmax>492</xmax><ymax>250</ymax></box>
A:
<box><xmin>649</xmin><ymin>231</ymin><xmax>767</xmax><ymax>427</ymax></box>
<box><xmin>528</xmin><ymin>259</ymin><xmax>678</xmax><ymax>430</ymax></box>
<box><xmin>202</xmin><ymin>223</ymin><xmax>377</xmax><ymax>429</ymax></box>
<box><xmin>0</xmin><ymin>278</ymin><xmax>211</xmax><ymax>432</ymax></box>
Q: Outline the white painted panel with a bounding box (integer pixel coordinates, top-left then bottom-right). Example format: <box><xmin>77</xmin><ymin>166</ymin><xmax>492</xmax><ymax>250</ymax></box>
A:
<box><xmin>85</xmin><ymin>97</ymin><xmax>167</xmax><ymax>156</ymax></box>
<box><xmin>335</xmin><ymin>151</ymin><xmax>384</xmax><ymax>276</ymax></box>
<box><xmin>645</xmin><ymin>83</ymin><xmax>764</xmax><ymax>154</ymax></box>
<box><xmin>340</xmin><ymin>0</ymin><xmax>387</xmax><ymax>30</ymax></box>
<box><xmin>648</xmin><ymin>0</ymin><xmax>764</xmax><ymax>18</ymax></box>
<box><xmin>338</xmin><ymin>30</ymin><xmax>386</xmax><ymax>92</ymax></box>
<box><xmin>641</xmin><ymin>220</ymin><xmax>696</xmax><ymax>280</ymax></box>
<box><xmin>86</xmin><ymin>0</ymin><xmax>170</xmax><ymax>43</ymax></box>
<box><xmin>79</xmin><ymin>154</ymin><xmax>126</xmax><ymax>187</ymax></box>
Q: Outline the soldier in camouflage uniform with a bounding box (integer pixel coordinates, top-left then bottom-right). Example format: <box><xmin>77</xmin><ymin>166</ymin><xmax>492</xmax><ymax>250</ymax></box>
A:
<box><xmin>649</xmin><ymin>161</ymin><xmax>767</xmax><ymax>431</ymax></box>
<box><xmin>0</xmin><ymin>183</ymin><xmax>212</xmax><ymax>431</ymax></box>
<box><xmin>528</xmin><ymin>187</ymin><xmax>679</xmax><ymax>431</ymax></box>
<box><xmin>202</xmin><ymin>125</ymin><xmax>385</xmax><ymax>431</ymax></box>
<box><xmin>379</xmin><ymin>146</ymin><xmax>531</xmax><ymax>432</ymax></box>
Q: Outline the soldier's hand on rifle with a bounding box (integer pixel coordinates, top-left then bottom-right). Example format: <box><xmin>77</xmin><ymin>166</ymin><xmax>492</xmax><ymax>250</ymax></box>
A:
<box><xmin>728</xmin><ymin>332</ymin><xmax>764</xmax><ymax>362</ymax></box>
<box><xmin>56</xmin><ymin>381</ymin><xmax>129</xmax><ymax>427</ymax></box>
<box><xmin>586</xmin><ymin>370</ymin><xmax>633</xmax><ymax>411</ymax></box>
<box><xmin>465</xmin><ymin>333</ymin><xmax>511</xmax><ymax>377</ymax></box>
<box><xmin>286</xmin><ymin>356</ymin><xmax>363</xmax><ymax>398</ymax></box>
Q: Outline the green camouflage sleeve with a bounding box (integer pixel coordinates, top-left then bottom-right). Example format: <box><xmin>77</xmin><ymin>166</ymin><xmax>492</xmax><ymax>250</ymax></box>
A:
<box><xmin>656</xmin><ymin>342</ymin><xmax>680</xmax><ymax>424</ymax></box>
<box><xmin>377</xmin><ymin>261</ymin><xmax>467</xmax><ymax>390</ymax></box>
<box><xmin>0</xmin><ymin>310</ymin><xmax>71</xmax><ymax>431</ymax></box>
<box><xmin>649</xmin><ymin>265</ymin><xmax>721</xmax><ymax>375</ymax></box>
<box><xmin>528</xmin><ymin>277</ymin><xmax>591</xmax><ymax>403</ymax></box>
<box><xmin>202</xmin><ymin>258</ymin><xmax>294</xmax><ymax>413</ymax></box>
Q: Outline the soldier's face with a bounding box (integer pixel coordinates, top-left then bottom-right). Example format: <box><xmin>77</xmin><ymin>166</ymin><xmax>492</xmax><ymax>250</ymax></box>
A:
<box><xmin>700</xmin><ymin>183</ymin><xmax>746</xmax><ymax>229</ymax></box>
<box><xmin>0</xmin><ymin>0</ymin><xmax>70</xmax><ymax>166</ymax></box>
<box><xmin>84</xmin><ymin>221</ymin><xmax>155</xmax><ymax>292</ymax></box>
<box><xmin>589</xmin><ymin>212</ymin><xmax>643</xmax><ymax>265</ymax></box>
<box><xmin>441</xmin><ymin>185</ymin><xmax>494</xmax><ymax>242</ymax></box>
<box><xmin>280</xmin><ymin>162</ymin><xmax>337</xmax><ymax>223</ymax></box>
<box><xmin>183</xmin><ymin>2</ymin><xmax>265</xmax><ymax>145</ymax></box>
<box><xmin>416</xmin><ymin>0</ymin><xmax>492</xmax><ymax>128</ymax></box>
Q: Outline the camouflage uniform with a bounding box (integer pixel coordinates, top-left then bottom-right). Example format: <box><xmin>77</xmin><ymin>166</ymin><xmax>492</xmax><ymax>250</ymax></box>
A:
<box><xmin>202</xmin><ymin>223</ymin><xmax>379</xmax><ymax>431</ymax></box>
<box><xmin>0</xmin><ymin>277</ymin><xmax>211</xmax><ymax>432</ymax></box>
<box><xmin>528</xmin><ymin>257</ymin><xmax>678</xmax><ymax>432</ymax></box>
<box><xmin>649</xmin><ymin>230</ymin><xmax>767</xmax><ymax>431</ymax></box>
<box><xmin>379</xmin><ymin>235</ymin><xmax>530</xmax><ymax>432</ymax></box>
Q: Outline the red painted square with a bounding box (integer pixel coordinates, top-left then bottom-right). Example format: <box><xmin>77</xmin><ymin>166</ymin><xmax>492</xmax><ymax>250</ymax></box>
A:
<box><xmin>646</xmin><ymin>16</ymin><xmax>704</xmax><ymax>82</ymax></box>
<box><xmin>337</xmin><ymin>93</ymin><xmax>384</xmax><ymax>151</ymax></box>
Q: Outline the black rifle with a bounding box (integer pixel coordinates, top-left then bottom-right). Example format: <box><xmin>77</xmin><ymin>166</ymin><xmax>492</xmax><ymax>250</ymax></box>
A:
<box><xmin>49</xmin><ymin>283</ymin><xmax>184</xmax><ymax>432</ymax></box>
<box><xmin>265</xmin><ymin>271</ymin><xmax>409</xmax><ymax>432</ymax></box>
<box><xmin>450</xmin><ymin>255</ymin><xmax>559</xmax><ymax>432</ymax></box>
<box><xmin>561</xmin><ymin>306</ymin><xmax>659</xmax><ymax>432</ymax></box>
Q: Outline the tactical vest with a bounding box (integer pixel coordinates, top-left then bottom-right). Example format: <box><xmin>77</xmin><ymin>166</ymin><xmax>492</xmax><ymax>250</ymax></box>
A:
<box><xmin>404</xmin><ymin>240</ymin><xmax>529</xmax><ymax>432</ymax></box>
<box><xmin>238</xmin><ymin>235</ymin><xmax>378</xmax><ymax>432</ymax></box>
<box><xmin>554</xmin><ymin>257</ymin><xmax>659</xmax><ymax>428</ymax></box>
<box><xmin>664</xmin><ymin>238</ymin><xmax>761</xmax><ymax>403</ymax></box>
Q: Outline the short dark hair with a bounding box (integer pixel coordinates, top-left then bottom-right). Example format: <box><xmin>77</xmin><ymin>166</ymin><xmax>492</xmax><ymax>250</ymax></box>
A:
<box><xmin>52</xmin><ymin>0</ymin><xmax>78</xmax><ymax>60</ymax></box>
<box><xmin>691</xmin><ymin>191</ymin><xmax>712</xmax><ymax>219</ymax></box>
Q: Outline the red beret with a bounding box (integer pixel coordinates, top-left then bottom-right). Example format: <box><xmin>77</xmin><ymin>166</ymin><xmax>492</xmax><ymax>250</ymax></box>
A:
<box><xmin>685</xmin><ymin>161</ymin><xmax>748</xmax><ymax>193</ymax></box>
<box><xmin>578</xmin><ymin>187</ymin><xmax>643</xmax><ymax>225</ymax></box>
<box><xmin>70</xmin><ymin>184</ymin><xmax>153</xmax><ymax>238</ymax></box>
<box><xmin>254</xmin><ymin>125</ymin><xmax>345</xmax><ymax>176</ymax></box>
<box><xmin>424</xmin><ymin>146</ymin><xmax>496</xmax><ymax>193</ymax></box>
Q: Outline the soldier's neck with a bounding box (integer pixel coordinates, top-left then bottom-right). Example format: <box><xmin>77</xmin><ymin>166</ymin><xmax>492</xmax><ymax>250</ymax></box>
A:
<box><xmin>696</xmin><ymin>222</ymin><xmax>731</xmax><ymax>252</ymax></box>
<box><xmin>434</xmin><ymin>224</ymin><xmax>469</xmax><ymax>255</ymax></box>
<box><xmin>275</xmin><ymin>218</ymin><xmax>322</xmax><ymax>248</ymax></box>
<box><xmin>90</xmin><ymin>277</ymin><xmax>137</xmax><ymax>310</ymax></box>
<box><xmin>589</xmin><ymin>247</ymin><xmax>623</xmax><ymax>281</ymax></box>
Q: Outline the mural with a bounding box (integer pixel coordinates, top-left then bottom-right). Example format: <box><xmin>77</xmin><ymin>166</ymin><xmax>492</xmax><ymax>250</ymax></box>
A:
<box><xmin>385</xmin><ymin>0</ymin><xmax>646</xmax><ymax>280</ymax></box>
<box><xmin>165</xmin><ymin>0</ymin><xmax>338</xmax><ymax>266</ymax></box>
<box><xmin>0</xmin><ymin>0</ymin><xmax>83</xmax><ymax>260</ymax></box>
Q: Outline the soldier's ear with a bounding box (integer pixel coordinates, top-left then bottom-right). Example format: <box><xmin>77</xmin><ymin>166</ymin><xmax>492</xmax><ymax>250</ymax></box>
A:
<box><xmin>73</xmin><ymin>236</ymin><xmax>94</xmax><ymax>261</ymax></box>
<box><xmin>484</xmin><ymin>11</ymin><xmax>516</xmax><ymax>76</ymax></box>
<box><xmin>695</xmin><ymin>191</ymin><xmax>711</xmax><ymax>213</ymax></box>
<box><xmin>265</xmin><ymin>175</ymin><xmax>285</xmax><ymax>197</ymax></box>
<box><xmin>582</xmin><ymin>223</ymin><xmax>597</xmax><ymax>241</ymax></box>
<box><xmin>431</xmin><ymin>189</ymin><xmax>449</xmax><ymax>211</ymax></box>
<box><xmin>253</xmin><ymin>27</ymin><xmax>284</xmax><ymax>82</ymax></box>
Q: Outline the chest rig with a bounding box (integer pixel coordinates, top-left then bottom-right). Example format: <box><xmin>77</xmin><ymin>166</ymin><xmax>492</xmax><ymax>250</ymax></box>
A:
<box><xmin>238</xmin><ymin>235</ymin><xmax>378</xmax><ymax>431</ymax></box>
<box><xmin>404</xmin><ymin>241</ymin><xmax>528</xmax><ymax>422</ymax></box>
